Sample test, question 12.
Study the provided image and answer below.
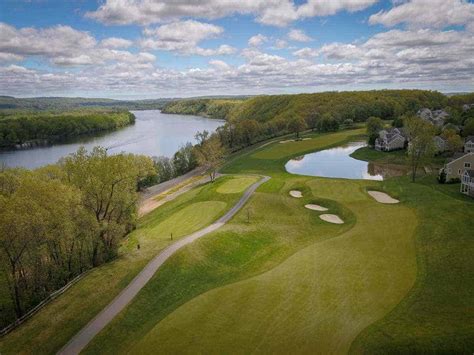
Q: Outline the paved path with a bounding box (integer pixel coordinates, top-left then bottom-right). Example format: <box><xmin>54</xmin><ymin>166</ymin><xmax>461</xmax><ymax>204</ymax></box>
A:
<box><xmin>58</xmin><ymin>175</ymin><xmax>270</xmax><ymax>355</ymax></box>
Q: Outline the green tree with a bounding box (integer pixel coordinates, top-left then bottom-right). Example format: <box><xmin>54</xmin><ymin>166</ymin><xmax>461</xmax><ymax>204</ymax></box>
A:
<box><xmin>60</xmin><ymin>147</ymin><xmax>154</xmax><ymax>265</ymax></box>
<box><xmin>305</xmin><ymin>111</ymin><xmax>320</xmax><ymax>131</ymax></box>
<box><xmin>194</xmin><ymin>135</ymin><xmax>226</xmax><ymax>182</ymax></box>
<box><xmin>288</xmin><ymin>117</ymin><xmax>307</xmax><ymax>139</ymax></box>
<box><xmin>405</xmin><ymin>116</ymin><xmax>436</xmax><ymax>182</ymax></box>
<box><xmin>366</xmin><ymin>116</ymin><xmax>384</xmax><ymax>145</ymax></box>
<box><xmin>441</xmin><ymin>129</ymin><xmax>463</xmax><ymax>153</ymax></box>
<box><xmin>463</xmin><ymin>117</ymin><xmax>474</xmax><ymax>137</ymax></box>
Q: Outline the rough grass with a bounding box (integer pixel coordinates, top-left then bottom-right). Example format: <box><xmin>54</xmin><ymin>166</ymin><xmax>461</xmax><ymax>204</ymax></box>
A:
<box><xmin>0</xmin><ymin>175</ymin><xmax>256</xmax><ymax>355</ymax></box>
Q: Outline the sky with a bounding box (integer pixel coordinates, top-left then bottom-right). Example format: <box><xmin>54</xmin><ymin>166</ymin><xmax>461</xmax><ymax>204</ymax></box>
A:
<box><xmin>0</xmin><ymin>0</ymin><xmax>473</xmax><ymax>99</ymax></box>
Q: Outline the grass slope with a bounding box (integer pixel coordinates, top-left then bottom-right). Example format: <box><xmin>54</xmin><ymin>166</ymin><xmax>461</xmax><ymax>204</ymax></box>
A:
<box><xmin>0</xmin><ymin>175</ymin><xmax>256</xmax><ymax>354</ymax></box>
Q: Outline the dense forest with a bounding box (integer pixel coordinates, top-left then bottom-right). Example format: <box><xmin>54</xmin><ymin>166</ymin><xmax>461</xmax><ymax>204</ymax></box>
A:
<box><xmin>0</xmin><ymin>110</ymin><xmax>135</xmax><ymax>148</ymax></box>
<box><xmin>0</xmin><ymin>148</ymin><xmax>155</xmax><ymax>328</ymax></box>
<box><xmin>162</xmin><ymin>90</ymin><xmax>448</xmax><ymax>121</ymax></box>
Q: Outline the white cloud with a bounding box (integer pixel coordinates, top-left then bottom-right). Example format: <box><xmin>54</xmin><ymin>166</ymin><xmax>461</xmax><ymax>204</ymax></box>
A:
<box><xmin>0</xmin><ymin>23</ymin><xmax>155</xmax><ymax>67</ymax></box>
<box><xmin>0</xmin><ymin>53</ymin><xmax>23</xmax><ymax>62</ymax></box>
<box><xmin>297</xmin><ymin>0</ymin><xmax>378</xmax><ymax>17</ymax></box>
<box><xmin>101</xmin><ymin>37</ymin><xmax>133</xmax><ymax>48</ymax></box>
<box><xmin>0</xmin><ymin>23</ymin><xmax>96</xmax><ymax>57</ymax></box>
<box><xmin>293</xmin><ymin>47</ymin><xmax>318</xmax><ymax>57</ymax></box>
<box><xmin>288</xmin><ymin>29</ymin><xmax>313</xmax><ymax>42</ymax></box>
<box><xmin>140</xmin><ymin>20</ymin><xmax>236</xmax><ymax>56</ymax></box>
<box><xmin>274</xmin><ymin>39</ymin><xmax>289</xmax><ymax>49</ymax></box>
<box><xmin>369</xmin><ymin>0</ymin><xmax>474</xmax><ymax>29</ymax></box>
<box><xmin>86</xmin><ymin>0</ymin><xmax>377</xmax><ymax>27</ymax></box>
<box><xmin>248</xmin><ymin>34</ymin><xmax>268</xmax><ymax>47</ymax></box>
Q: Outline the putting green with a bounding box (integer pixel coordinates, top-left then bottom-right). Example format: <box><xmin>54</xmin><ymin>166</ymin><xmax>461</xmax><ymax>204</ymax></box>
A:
<box><xmin>216</xmin><ymin>176</ymin><xmax>259</xmax><ymax>194</ymax></box>
<box><xmin>134</xmin><ymin>178</ymin><xmax>417</xmax><ymax>354</ymax></box>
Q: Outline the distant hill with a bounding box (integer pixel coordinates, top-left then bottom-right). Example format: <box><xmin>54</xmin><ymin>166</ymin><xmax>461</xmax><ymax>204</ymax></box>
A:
<box><xmin>0</xmin><ymin>96</ymin><xmax>172</xmax><ymax>111</ymax></box>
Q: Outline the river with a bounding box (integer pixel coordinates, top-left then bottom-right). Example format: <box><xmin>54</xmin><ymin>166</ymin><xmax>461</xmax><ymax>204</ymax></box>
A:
<box><xmin>0</xmin><ymin>110</ymin><xmax>225</xmax><ymax>169</ymax></box>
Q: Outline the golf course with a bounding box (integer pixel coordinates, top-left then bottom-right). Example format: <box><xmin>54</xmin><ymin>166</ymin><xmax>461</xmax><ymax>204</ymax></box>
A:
<box><xmin>1</xmin><ymin>127</ymin><xmax>473</xmax><ymax>354</ymax></box>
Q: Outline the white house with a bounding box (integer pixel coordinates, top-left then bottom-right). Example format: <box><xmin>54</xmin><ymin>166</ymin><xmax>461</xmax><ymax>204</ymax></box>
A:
<box><xmin>374</xmin><ymin>128</ymin><xmax>407</xmax><ymax>152</ymax></box>
<box><xmin>465</xmin><ymin>136</ymin><xmax>474</xmax><ymax>153</ymax></box>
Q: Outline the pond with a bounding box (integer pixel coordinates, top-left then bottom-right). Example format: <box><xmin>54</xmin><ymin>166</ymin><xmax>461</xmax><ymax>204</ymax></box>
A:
<box><xmin>0</xmin><ymin>110</ymin><xmax>224</xmax><ymax>169</ymax></box>
<box><xmin>285</xmin><ymin>141</ymin><xmax>407</xmax><ymax>181</ymax></box>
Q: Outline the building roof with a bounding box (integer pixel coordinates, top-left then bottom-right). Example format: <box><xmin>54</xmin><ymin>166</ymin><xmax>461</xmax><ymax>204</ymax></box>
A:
<box><xmin>447</xmin><ymin>152</ymin><xmax>474</xmax><ymax>165</ymax></box>
<box><xmin>465</xmin><ymin>136</ymin><xmax>474</xmax><ymax>143</ymax></box>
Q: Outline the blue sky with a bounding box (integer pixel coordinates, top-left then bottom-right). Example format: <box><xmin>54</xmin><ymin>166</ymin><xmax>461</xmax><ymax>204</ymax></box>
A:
<box><xmin>0</xmin><ymin>0</ymin><xmax>473</xmax><ymax>98</ymax></box>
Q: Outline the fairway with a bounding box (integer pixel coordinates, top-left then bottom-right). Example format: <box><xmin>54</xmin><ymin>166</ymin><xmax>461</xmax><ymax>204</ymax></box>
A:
<box><xmin>134</xmin><ymin>179</ymin><xmax>417</xmax><ymax>354</ymax></box>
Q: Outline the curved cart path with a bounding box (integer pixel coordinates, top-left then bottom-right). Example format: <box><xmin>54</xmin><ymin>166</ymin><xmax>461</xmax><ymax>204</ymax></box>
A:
<box><xmin>58</xmin><ymin>175</ymin><xmax>270</xmax><ymax>355</ymax></box>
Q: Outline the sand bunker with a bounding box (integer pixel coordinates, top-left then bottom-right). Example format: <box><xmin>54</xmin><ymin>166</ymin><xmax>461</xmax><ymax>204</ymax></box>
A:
<box><xmin>305</xmin><ymin>204</ymin><xmax>328</xmax><ymax>211</ymax></box>
<box><xmin>319</xmin><ymin>214</ymin><xmax>344</xmax><ymax>224</ymax></box>
<box><xmin>289</xmin><ymin>190</ymin><xmax>303</xmax><ymax>198</ymax></box>
<box><xmin>367</xmin><ymin>190</ymin><xmax>399</xmax><ymax>204</ymax></box>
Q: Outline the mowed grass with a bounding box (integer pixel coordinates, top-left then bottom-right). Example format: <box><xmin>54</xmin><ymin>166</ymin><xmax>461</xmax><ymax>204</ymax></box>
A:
<box><xmin>216</xmin><ymin>176</ymin><xmax>259</xmax><ymax>194</ymax></box>
<box><xmin>0</xmin><ymin>175</ymin><xmax>258</xmax><ymax>355</ymax></box>
<box><xmin>132</xmin><ymin>178</ymin><xmax>418</xmax><ymax>354</ymax></box>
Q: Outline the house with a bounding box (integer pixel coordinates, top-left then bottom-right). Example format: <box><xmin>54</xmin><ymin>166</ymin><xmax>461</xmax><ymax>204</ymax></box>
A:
<box><xmin>374</xmin><ymin>127</ymin><xmax>407</xmax><ymax>152</ymax></box>
<box><xmin>462</xmin><ymin>103</ymin><xmax>474</xmax><ymax>112</ymax></box>
<box><xmin>441</xmin><ymin>152</ymin><xmax>474</xmax><ymax>182</ymax></box>
<box><xmin>433</xmin><ymin>136</ymin><xmax>448</xmax><ymax>153</ymax></box>
<box><xmin>465</xmin><ymin>136</ymin><xmax>474</xmax><ymax>153</ymax></box>
<box><xmin>416</xmin><ymin>108</ymin><xmax>449</xmax><ymax>127</ymax></box>
<box><xmin>460</xmin><ymin>169</ymin><xmax>474</xmax><ymax>197</ymax></box>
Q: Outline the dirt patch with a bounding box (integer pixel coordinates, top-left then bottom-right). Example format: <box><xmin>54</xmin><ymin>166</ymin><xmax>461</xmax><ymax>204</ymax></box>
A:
<box><xmin>367</xmin><ymin>190</ymin><xmax>399</xmax><ymax>204</ymax></box>
<box><xmin>305</xmin><ymin>204</ymin><xmax>328</xmax><ymax>211</ymax></box>
<box><xmin>319</xmin><ymin>214</ymin><xmax>344</xmax><ymax>224</ymax></box>
<box><xmin>289</xmin><ymin>190</ymin><xmax>303</xmax><ymax>198</ymax></box>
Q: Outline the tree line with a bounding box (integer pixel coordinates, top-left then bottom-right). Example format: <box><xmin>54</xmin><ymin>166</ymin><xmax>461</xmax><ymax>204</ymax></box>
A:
<box><xmin>0</xmin><ymin>148</ymin><xmax>155</xmax><ymax>327</ymax></box>
<box><xmin>0</xmin><ymin>111</ymin><xmax>135</xmax><ymax>148</ymax></box>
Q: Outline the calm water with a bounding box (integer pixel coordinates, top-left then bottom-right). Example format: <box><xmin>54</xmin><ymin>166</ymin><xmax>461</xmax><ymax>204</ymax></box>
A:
<box><xmin>285</xmin><ymin>141</ymin><xmax>393</xmax><ymax>180</ymax></box>
<box><xmin>0</xmin><ymin>110</ymin><xmax>224</xmax><ymax>169</ymax></box>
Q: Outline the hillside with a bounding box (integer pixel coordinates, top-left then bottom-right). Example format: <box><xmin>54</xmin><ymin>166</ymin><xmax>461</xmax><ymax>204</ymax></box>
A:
<box><xmin>162</xmin><ymin>90</ymin><xmax>449</xmax><ymax>122</ymax></box>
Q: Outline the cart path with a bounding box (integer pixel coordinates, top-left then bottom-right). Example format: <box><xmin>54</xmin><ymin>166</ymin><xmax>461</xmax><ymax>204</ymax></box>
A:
<box><xmin>58</xmin><ymin>175</ymin><xmax>270</xmax><ymax>355</ymax></box>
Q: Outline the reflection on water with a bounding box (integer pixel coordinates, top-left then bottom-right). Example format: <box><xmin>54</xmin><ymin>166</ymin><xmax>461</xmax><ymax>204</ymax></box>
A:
<box><xmin>0</xmin><ymin>110</ymin><xmax>224</xmax><ymax>169</ymax></box>
<box><xmin>285</xmin><ymin>141</ymin><xmax>407</xmax><ymax>181</ymax></box>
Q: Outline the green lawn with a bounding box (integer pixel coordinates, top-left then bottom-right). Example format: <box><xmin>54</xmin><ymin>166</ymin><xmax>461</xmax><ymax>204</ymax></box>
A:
<box><xmin>0</xmin><ymin>175</ymin><xmax>258</xmax><ymax>354</ymax></box>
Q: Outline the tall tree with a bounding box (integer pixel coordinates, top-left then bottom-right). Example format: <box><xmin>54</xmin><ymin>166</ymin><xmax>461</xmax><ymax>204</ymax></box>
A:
<box><xmin>366</xmin><ymin>116</ymin><xmax>384</xmax><ymax>145</ymax></box>
<box><xmin>194</xmin><ymin>135</ymin><xmax>226</xmax><ymax>182</ymax></box>
<box><xmin>61</xmin><ymin>147</ymin><xmax>154</xmax><ymax>265</ymax></box>
<box><xmin>288</xmin><ymin>117</ymin><xmax>307</xmax><ymax>139</ymax></box>
<box><xmin>405</xmin><ymin>116</ymin><xmax>436</xmax><ymax>182</ymax></box>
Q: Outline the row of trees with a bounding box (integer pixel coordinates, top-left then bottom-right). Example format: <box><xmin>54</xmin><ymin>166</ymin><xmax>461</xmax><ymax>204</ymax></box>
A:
<box><xmin>0</xmin><ymin>111</ymin><xmax>135</xmax><ymax>148</ymax></box>
<box><xmin>0</xmin><ymin>148</ymin><xmax>154</xmax><ymax>327</ymax></box>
